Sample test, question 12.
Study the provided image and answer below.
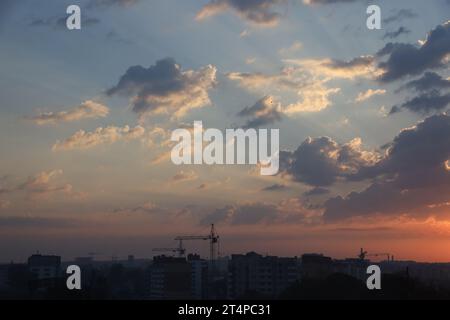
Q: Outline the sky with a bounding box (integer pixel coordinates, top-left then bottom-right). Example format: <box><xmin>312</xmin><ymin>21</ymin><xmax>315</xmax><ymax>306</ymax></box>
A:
<box><xmin>0</xmin><ymin>0</ymin><xmax>450</xmax><ymax>263</ymax></box>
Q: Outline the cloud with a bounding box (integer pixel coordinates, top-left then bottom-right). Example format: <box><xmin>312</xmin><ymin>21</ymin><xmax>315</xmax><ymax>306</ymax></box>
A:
<box><xmin>377</xmin><ymin>21</ymin><xmax>450</xmax><ymax>82</ymax></box>
<box><xmin>107</xmin><ymin>58</ymin><xmax>217</xmax><ymax>119</ymax></box>
<box><xmin>391</xmin><ymin>72</ymin><xmax>450</xmax><ymax>115</ymax></box>
<box><xmin>383</xmin><ymin>9</ymin><xmax>418</xmax><ymax>25</ymax></box>
<box><xmin>401</xmin><ymin>72</ymin><xmax>450</xmax><ymax>93</ymax></box>
<box><xmin>170</xmin><ymin>170</ymin><xmax>198</xmax><ymax>183</ymax></box>
<box><xmin>280</xmin><ymin>137</ymin><xmax>379</xmax><ymax>187</ymax></box>
<box><xmin>113</xmin><ymin>201</ymin><xmax>163</xmax><ymax>215</ymax></box>
<box><xmin>0</xmin><ymin>170</ymin><xmax>81</xmax><ymax>204</ymax></box>
<box><xmin>28</xmin><ymin>100</ymin><xmax>109</xmax><ymax>125</ymax></box>
<box><xmin>18</xmin><ymin>170</ymin><xmax>76</xmax><ymax>200</ymax></box>
<box><xmin>228</xmin><ymin>65</ymin><xmax>341</xmax><ymax>114</ymax></box>
<box><xmin>286</xmin><ymin>56</ymin><xmax>379</xmax><ymax>80</ymax></box>
<box><xmin>283</xmin><ymin>84</ymin><xmax>340</xmax><ymax>113</ymax></box>
<box><xmin>201</xmin><ymin>198</ymin><xmax>320</xmax><ymax>225</ymax></box>
<box><xmin>201</xmin><ymin>205</ymin><xmax>235</xmax><ymax>225</ymax></box>
<box><xmin>390</xmin><ymin>90</ymin><xmax>450</xmax><ymax>115</ymax></box>
<box><xmin>303</xmin><ymin>187</ymin><xmax>330</xmax><ymax>196</ymax></box>
<box><xmin>262</xmin><ymin>183</ymin><xmax>288</xmax><ymax>192</ymax></box>
<box><xmin>52</xmin><ymin>125</ymin><xmax>145</xmax><ymax>151</ymax></box>
<box><xmin>383</xmin><ymin>27</ymin><xmax>411</xmax><ymax>40</ymax></box>
<box><xmin>355</xmin><ymin>89</ymin><xmax>386</xmax><ymax>102</ymax></box>
<box><xmin>227</xmin><ymin>68</ymin><xmax>303</xmax><ymax>91</ymax></box>
<box><xmin>324</xmin><ymin>114</ymin><xmax>450</xmax><ymax>221</ymax></box>
<box><xmin>196</xmin><ymin>0</ymin><xmax>286</xmax><ymax>27</ymax></box>
<box><xmin>143</xmin><ymin>126</ymin><xmax>170</xmax><ymax>148</ymax></box>
<box><xmin>150</xmin><ymin>151</ymin><xmax>171</xmax><ymax>165</ymax></box>
<box><xmin>238</xmin><ymin>96</ymin><xmax>283</xmax><ymax>127</ymax></box>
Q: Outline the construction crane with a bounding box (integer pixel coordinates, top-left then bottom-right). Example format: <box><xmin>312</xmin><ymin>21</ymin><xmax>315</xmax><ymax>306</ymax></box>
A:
<box><xmin>152</xmin><ymin>245</ymin><xmax>186</xmax><ymax>257</ymax></box>
<box><xmin>175</xmin><ymin>224</ymin><xmax>220</xmax><ymax>266</ymax></box>
<box><xmin>358</xmin><ymin>248</ymin><xmax>393</xmax><ymax>262</ymax></box>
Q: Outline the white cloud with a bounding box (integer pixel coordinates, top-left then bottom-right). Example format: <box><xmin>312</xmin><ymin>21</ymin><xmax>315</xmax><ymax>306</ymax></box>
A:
<box><xmin>285</xmin><ymin>56</ymin><xmax>381</xmax><ymax>80</ymax></box>
<box><xmin>228</xmin><ymin>67</ymin><xmax>340</xmax><ymax>114</ymax></box>
<box><xmin>29</xmin><ymin>100</ymin><xmax>109</xmax><ymax>125</ymax></box>
<box><xmin>355</xmin><ymin>89</ymin><xmax>386</xmax><ymax>103</ymax></box>
<box><xmin>53</xmin><ymin>125</ymin><xmax>145</xmax><ymax>151</ymax></box>
<box><xmin>107</xmin><ymin>58</ymin><xmax>217</xmax><ymax>120</ymax></box>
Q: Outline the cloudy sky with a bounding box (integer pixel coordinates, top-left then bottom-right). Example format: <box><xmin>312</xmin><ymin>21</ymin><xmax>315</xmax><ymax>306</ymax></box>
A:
<box><xmin>1</xmin><ymin>0</ymin><xmax>450</xmax><ymax>262</ymax></box>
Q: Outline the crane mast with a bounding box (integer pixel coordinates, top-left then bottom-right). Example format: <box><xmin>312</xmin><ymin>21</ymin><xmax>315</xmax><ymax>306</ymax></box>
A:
<box><xmin>174</xmin><ymin>224</ymin><xmax>220</xmax><ymax>266</ymax></box>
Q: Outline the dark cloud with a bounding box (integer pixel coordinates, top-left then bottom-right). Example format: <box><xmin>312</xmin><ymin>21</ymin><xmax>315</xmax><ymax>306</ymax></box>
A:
<box><xmin>262</xmin><ymin>183</ymin><xmax>288</xmax><ymax>192</ymax></box>
<box><xmin>107</xmin><ymin>58</ymin><xmax>217</xmax><ymax>119</ymax></box>
<box><xmin>324</xmin><ymin>114</ymin><xmax>450</xmax><ymax>221</ymax></box>
<box><xmin>201</xmin><ymin>199</ymin><xmax>318</xmax><ymax>226</ymax></box>
<box><xmin>17</xmin><ymin>170</ymin><xmax>73</xmax><ymax>199</ymax></box>
<box><xmin>327</xmin><ymin>56</ymin><xmax>374</xmax><ymax>70</ymax></box>
<box><xmin>113</xmin><ymin>202</ymin><xmax>164</xmax><ymax>215</ymax></box>
<box><xmin>402</xmin><ymin>72</ymin><xmax>450</xmax><ymax>93</ymax></box>
<box><xmin>303</xmin><ymin>187</ymin><xmax>330</xmax><ymax>196</ymax></box>
<box><xmin>383</xmin><ymin>27</ymin><xmax>411</xmax><ymax>40</ymax></box>
<box><xmin>383</xmin><ymin>9</ymin><xmax>418</xmax><ymax>24</ymax></box>
<box><xmin>390</xmin><ymin>90</ymin><xmax>450</xmax><ymax>115</ymax></box>
<box><xmin>280</xmin><ymin>137</ymin><xmax>377</xmax><ymax>187</ymax></box>
<box><xmin>200</xmin><ymin>206</ymin><xmax>234</xmax><ymax>225</ymax></box>
<box><xmin>0</xmin><ymin>170</ymin><xmax>75</xmax><ymax>202</ymax></box>
<box><xmin>238</xmin><ymin>96</ymin><xmax>283</xmax><ymax>128</ymax></box>
<box><xmin>196</xmin><ymin>0</ymin><xmax>286</xmax><ymax>27</ymax></box>
<box><xmin>231</xmin><ymin>203</ymin><xmax>278</xmax><ymax>225</ymax></box>
<box><xmin>377</xmin><ymin>21</ymin><xmax>450</xmax><ymax>82</ymax></box>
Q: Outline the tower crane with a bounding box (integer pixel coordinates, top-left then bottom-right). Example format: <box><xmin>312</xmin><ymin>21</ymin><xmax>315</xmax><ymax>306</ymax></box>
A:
<box><xmin>175</xmin><ymin>224</ymin><xmax>220</xmax><ymax>266</ymax></box>
<box><xmin>358</xmin><ymin>248</ymin><xmax>393</xmax><ymax>262</ymax></box>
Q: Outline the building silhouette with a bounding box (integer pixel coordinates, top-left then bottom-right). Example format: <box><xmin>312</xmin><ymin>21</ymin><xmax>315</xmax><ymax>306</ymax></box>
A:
<box><xmin>227</xmin><ymin>252</ymin><xmax>300</xmax><ymax>299</ymax></box>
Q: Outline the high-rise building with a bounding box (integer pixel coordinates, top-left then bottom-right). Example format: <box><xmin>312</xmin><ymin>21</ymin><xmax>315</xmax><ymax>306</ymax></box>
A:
<box><xmin>28</xmin><ymin>254</ymin><xmax>61</xmax><ymax>280</ymax></box>
<box><xmin>301</xmin><ymin>253</ymin><xmax>333</xmax><ymax>279</ymax></box>
<box><xmin>148</xmin><ymin>255</ymin><xmax>192</xmax><ymax>300</ymax></box>
<box><xmin>227</xmin><ymin>252</ymin><xmax>300</xmax><ymax>299</ymax></box>
<box><xmin>187</xmin><ymin>254</ymin><xmax>208</xmax><ymax>300</ymax></box>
